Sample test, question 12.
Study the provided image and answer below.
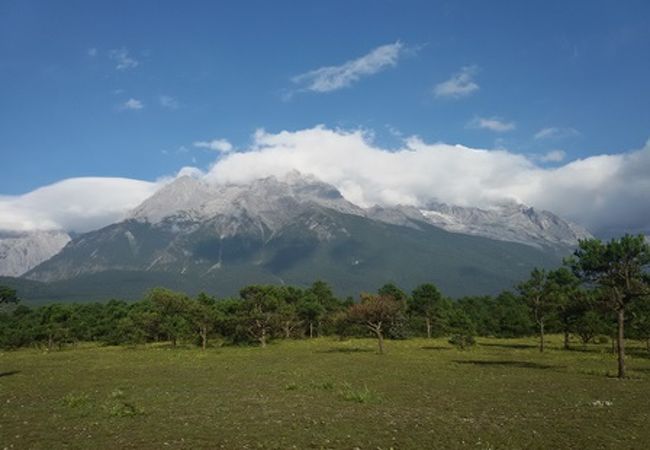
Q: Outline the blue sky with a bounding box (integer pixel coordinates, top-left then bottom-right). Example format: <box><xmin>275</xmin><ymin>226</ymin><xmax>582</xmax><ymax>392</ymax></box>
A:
<box><xmin>1</xmin><ymin>1</ymin><xmax>650</xmax><ymax>237</ymax></box>
<box><xmin>2</xmin><ymin>0</ymin><xmax>649</xmax><ymax>194</ymax></box>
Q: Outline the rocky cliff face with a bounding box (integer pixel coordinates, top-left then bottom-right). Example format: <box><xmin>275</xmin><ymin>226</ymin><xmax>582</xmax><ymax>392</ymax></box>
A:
<box><xmin>417</xmin><ymin>200</ymin><xmax>592</xmax><ymax>249</ymax></box>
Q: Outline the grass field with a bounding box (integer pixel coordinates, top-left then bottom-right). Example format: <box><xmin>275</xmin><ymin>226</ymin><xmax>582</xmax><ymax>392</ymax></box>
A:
<box><xmin>1</xmin><ymin>336</ymin><xmax>650</xmax><ymax>449</ymax></box>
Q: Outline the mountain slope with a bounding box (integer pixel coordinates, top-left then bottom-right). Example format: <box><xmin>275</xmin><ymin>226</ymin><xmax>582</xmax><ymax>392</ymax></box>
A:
<box><xmin>0</xmin><ymin>230</ymin><xmax>71</xmax><ymax>276</ymax></box>
<box><xmin>22</xmin><ymin>174</ymin><xmax>576</xmax><ymax>300</ymax></box>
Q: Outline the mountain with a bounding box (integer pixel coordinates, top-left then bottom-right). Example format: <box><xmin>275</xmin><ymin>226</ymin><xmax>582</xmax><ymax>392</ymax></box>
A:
<box><xmin>0</xmin><ymin>230</ymin><xmax>71</xmax><ymax>277</ymax></box>
<box><xmin>18</xmin><ymin>174</ymin><xmax>589</xmax><ymax>301</ymax></box>
<box><xmin>417</xmin><ymin>201</ymin><xmax>592</xmax><ymax>249</ymax></box>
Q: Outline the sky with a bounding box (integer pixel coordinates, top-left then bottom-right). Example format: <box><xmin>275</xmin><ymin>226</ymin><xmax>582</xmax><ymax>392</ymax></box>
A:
<box><xmin>1</xmin><ymin>0</ymin><xmax>649</xmax><ymax>237</ymax></box>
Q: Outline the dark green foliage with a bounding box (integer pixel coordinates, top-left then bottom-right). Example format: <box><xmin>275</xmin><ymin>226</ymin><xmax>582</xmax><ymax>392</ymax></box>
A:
<box><xmin>567</xmin><ymin>234</ymin><xmax>650</xmax><ymax>377</ymax></box>
<box><xmin>448</xmin><ymin>333</ymin><xmax>476</xmax><ymax>349</ymax></box>
<box><xmin>2</xmin><ymin>240</ymin><xmax>649</xmax><ymax>360</ymax></box>
<box><xmin>409</xmin><ymin>283</ymin><xmax>451</xmax><ymax>338</ymax></box>
<box><xmin>0</xmin><ymin>285</ymin><xmax>19</xmax><ymax>304</ymax></box>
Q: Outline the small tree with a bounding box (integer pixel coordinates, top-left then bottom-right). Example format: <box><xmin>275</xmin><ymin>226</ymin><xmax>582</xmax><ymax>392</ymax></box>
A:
<box><xmin>567</xmin><ymin>234</ymin><xmax>650</xmax><ymax>378</ymax></box>
<box><xmin>447</xmin><ymin>308</ymin><xmax>477</xmax><ymax>349</ymax></box>
<box><xmin>518</xmin><ymin>268</ymin><xmax>557</xmax><ymax>352</ymax></box>
<box><xmin>347</xmin><ymin>293</ymin><xmax>404</xmax><ymax>354</ymax></box>
<box><xmin>239</xmin><ymin>285</ymin><xmax>282</xmax><ymax>347</ymax></box>
<box><xmin>409</xmin><ymin>283</ymin><xmax>448</xmax><ymax>338</ymax></box>
<box><xmin>147</xmin><ymin>288</ymin><xmax>191</xmax><ymax>347</ymax></box>
<box><xmin>188</xmin><ymin>293</ymin><xmax>218</xmax><ymax>350</ymax></box>
<box><xmin>546</xmin><ymin>267</ymin><xmax>581</xmax><ymax>350</ymax></box>
<box><xmin>297</xmin><ymin>293</ymin><xmax>325</xmax><ymax>338</ymax></box>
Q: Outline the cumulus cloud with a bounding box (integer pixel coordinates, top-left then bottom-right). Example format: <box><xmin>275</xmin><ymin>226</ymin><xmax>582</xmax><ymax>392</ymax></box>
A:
<box><xmin>291</xmin><ymin>42</ymin><xmax>404</xmax><ymax>93</ymax></box>
<box><xmin>467</xmin><ymin>117</ymin><xmax>516</xmax><ymax>132</ymax></box>
<box><xmin>534</xmin><ymin>127</ymin><xmax>580</xmax><ymax>140</ymax></box>
<box><xmin>433</xmin><ymin>66</ymin><xmax>479</xmax><ymax>98</ymax></box>
<box><xmin>0</xmin><ymin>178</ymin><xmax>159</xmax><ymax>233</ymax></box>
<box><xmin>108</xmin><ymin>48</ymin><xmax>139</xmax><ymax>70</ymax></box>
<box><xmin>203</xmin><ymin>126</ymin><xmax>650</xmax><ymax>236</ymax></box>
<box><xmin>120</xmin><ymin>98</ymin><xmax>144</xmax><ymax>110</ymax></box>
<box><xmin>193</xmin><ymin>139</ymin><xmax>233</xmax><ymax>153</ymax></box>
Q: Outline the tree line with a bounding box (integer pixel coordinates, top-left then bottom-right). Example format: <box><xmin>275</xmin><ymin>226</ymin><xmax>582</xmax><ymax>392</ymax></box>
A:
<box><xmin>1</xmin><ymin>234</ymin><xmax>649</xmax><ymax>377</ymax></box>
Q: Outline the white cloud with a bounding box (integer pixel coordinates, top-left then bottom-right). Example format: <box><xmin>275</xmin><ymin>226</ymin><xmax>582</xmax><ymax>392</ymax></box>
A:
<box><xmin>539</xmin><ymin>150</ymin><xmax>566</xmax><ymax>163</ymax></box>
<box><xmin>0</xmin><ymin>178</ymin><xmax>159</xmax><ymax>233</ymax></box>
<box><xmin>291</xmin><ymin>42</ymin><xmax>404</xmax><ymax>93</ymax></box>
<box><xmin>108</xmin><ymin>48</ymin><xmax>139</xmax><ymax>70</ymax></box>
<box><xmin>203</xmin><ymin>126</ymin><xmax>650</xmax><ymax>235</ymax></box>
<box><xmin>159</xmin><ymin>95</ymin><xmax>179</xmax><ymax>109</ymax></box>
<box><xmin>433</xmin><ymin>66</ymin><xmax>479</xmax><ymax>98</ymax></box>
<box><xmin>193</xmin><ymin>139</ymin><xmax>233</xmax><ymax>153</ymax></box>
<box><xmin>120</xmin><ymin>98</ymin><xmax>144</xmax><ymax>110</ymax></box>
<box><xmin>467</xmin><ymin>117</ymin><xmax>516</xmax><ymax>132</ymax></box>
<box><xmin>534</xmin><ymin>127</ymin><xmax>580</xmax><ymax>140</ymax></box>
<box><xmin>87</xmin><ymin>48</ymin><xmax>97</xmax><ymax>57</ymax></box>
<box><xmin>3</xmin><ymin>127</ymin><xmax>650</xmax><ymax>237</ymax></box>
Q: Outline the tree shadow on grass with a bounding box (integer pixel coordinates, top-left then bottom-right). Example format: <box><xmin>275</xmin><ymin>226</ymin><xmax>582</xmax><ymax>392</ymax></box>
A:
<box><xmin>317</xmin><ymin>347</ymin><xmax>374</xmax><ymax>354</ymax></box>
<box><xmin>479</xmin><ymin>343</ymin><xmax>537</xmax><ymax>350</ymax></box>
<box><xmin>0</xmin><ymin>370</ymin><xmax>20</xmax><ymax>378</ymax></box>
<box><xmin>421</xmin><ymin>346</ymin><xmax>452</xmax><ymax>351</ymax></box>
<box><xmin>454</xmin><ymin>360</ymin><xmax>564</xmax><ymax>370</ymax></box>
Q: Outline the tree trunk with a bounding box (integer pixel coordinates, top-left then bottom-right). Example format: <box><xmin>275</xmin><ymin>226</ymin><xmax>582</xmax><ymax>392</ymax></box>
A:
<box><xmin>48</xmin><ymin>334</ymin><xmax>54</xmax><ymax>352</ymax></box>
<box><xmin>284</xmin><ymin>322</ymin><xmax>291</xmax><ymax>339</ymax></box>
<box><xmin>309</xmin><ymin>321</ymin><xmax>313</xmax><ymax>339</ymax></box>
<box><xmin>260</xmin><ymin>327</ymin><xmax>267</xmax><ymax>348</ymax></box>
<box><xmin>376</xmin><ymin>329</ymin><xmax>384</xmax><ymax>355</ymax></box>
<box><xmin>617</xmin><ymin>308</ymin><xmax>626</xmax><ymax>378</ymax></box>
<box><xmin>563</xmin><ymin>330</ymin><xmax>570</xmax><ymax>350</ymax></box>
<box><xmin>425</xmin><ymin>317</ymin><xmax>432</xmax><ymax>339</ymax></box>
<box><xmin>201</xmin><ymin>326</ymin><xmax>207</xmax><ymax>351</ymax></box>
<box><xmin>539</xmin><ymin>320</ymin><xmax>545</xmax><ymax>353</ymax></box>
<box><xmin>172</xmin><ymin>336</ymin><xmax>177</xmax><ymax>348</ymax></box>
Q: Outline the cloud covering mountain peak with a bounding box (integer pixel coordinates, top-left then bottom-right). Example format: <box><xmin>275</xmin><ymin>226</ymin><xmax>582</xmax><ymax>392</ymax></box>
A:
<box><xmin>1</xmin><ymin>126</ymin><xmax>649</xmax><ymax>237</ymax></box>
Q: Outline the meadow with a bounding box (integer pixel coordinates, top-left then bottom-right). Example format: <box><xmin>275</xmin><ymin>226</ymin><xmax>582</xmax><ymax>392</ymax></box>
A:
<box><xmin>1</xmin><ymin>336</ymin><xmax>650</xmax><ymax>449</ymax></box>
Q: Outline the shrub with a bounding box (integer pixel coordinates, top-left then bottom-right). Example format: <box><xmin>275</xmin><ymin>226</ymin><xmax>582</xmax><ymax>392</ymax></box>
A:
<box><xmin>103</xmin><ymin>388</ymin><xmax>144</xmax><ymax>417</ymax></box>
<box><xmin>449</xmin><ymin>334</ymin><xmax>476</xmax><ymax>350</ymax></box>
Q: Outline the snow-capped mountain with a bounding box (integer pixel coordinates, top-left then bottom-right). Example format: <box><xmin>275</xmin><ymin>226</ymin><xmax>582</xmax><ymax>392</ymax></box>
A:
<box><xmin>21</xmin><ymin>173</ymin><xmax>590</xmax><ymax>299</ymax></box>
<box><xmin>131</xmin><ymin>172</ymin><xmax>590</xmax><ymax>250</ymax></box>
<box><xmin>130</xmin><ymin>172</ymin><xmax>365</xmax><ymax>232</ymax></box>
<box><xmin>0</xmin><ymin>230</ymin><xmax>71</xmax><ymax>276</ymax></box>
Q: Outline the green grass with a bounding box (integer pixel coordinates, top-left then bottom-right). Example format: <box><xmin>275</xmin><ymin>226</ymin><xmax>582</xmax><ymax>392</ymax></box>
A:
<box><xmin>1</xmin><ymin>336</ymin><xmax>650</xmax><ymax>449</ymax></box>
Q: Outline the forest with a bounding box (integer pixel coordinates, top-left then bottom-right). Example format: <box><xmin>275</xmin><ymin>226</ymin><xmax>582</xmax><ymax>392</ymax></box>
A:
<box><xmin>2</xmin><ymin>234</ymin><xmax>649</xmax><ymax>379</ymax></box>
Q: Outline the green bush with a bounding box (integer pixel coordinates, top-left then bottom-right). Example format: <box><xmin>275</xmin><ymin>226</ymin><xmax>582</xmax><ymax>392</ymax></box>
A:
<box><xmin>449</xmin><ymin>334</ymin><xmax>476</xmax><ymax>350</ymax></box>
